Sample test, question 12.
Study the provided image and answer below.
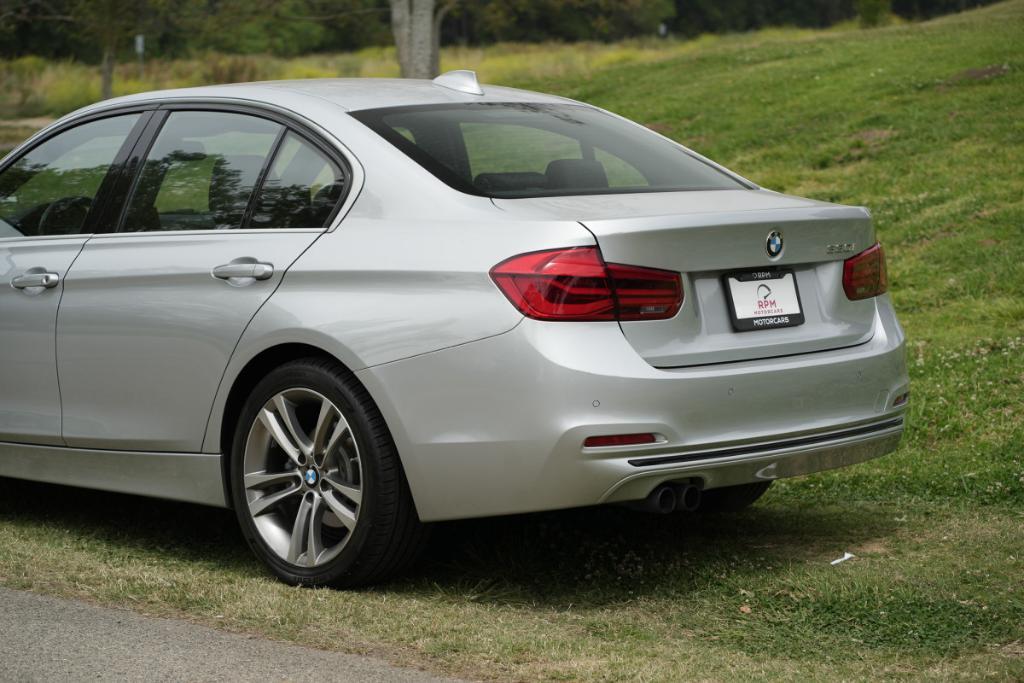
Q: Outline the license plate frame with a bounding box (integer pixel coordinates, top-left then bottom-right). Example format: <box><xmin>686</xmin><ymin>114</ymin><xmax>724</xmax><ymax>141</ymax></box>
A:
<box><xmin>723</xmin><ymin>269</ymin><xmax>805</xmax><ymax>332</ymax></box>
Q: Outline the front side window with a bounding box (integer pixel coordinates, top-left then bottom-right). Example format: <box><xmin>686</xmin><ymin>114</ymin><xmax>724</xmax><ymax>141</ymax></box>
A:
<box><xmin>123</xmin><ymin>111</ymin><xmax>281</xmax><ymax>232</ymax></box>
<box><xmin>351</xmin><ymin>103</ymin><xmax>746</xmax><ymax>199</ymax></box>
<box><xmin>0</xmin><ymin>114</ymin><xmax>140</xmax><ymax>237</ymax></box>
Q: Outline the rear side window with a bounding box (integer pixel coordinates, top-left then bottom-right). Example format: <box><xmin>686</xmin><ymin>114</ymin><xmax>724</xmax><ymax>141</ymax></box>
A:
<box><xmin>351</xmin><ymin>103</ymin><xmax>746</xmax><ymax>198</ymax></box>
<box><xmin>124</xmin><ymin>111</ymin><xmax>281</xmax><ymax>232</ymax></box>
<box><xmin>0</xmin><ymin>114</ymin><xmax>140</xmax><ymax>237</ymax></box>
<box><xmin>122</xmin><ymin>111</ymin><xmax>347</xmax><ymax>232</ymax></box>
<box><xmin>248</xmin><ymin>132</ymin><xmax>346</xmax><ymax>230</ymax></box>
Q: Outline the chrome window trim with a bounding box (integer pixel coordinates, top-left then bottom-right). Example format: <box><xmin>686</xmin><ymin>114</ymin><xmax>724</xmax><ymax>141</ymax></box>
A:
<box><xmin>86</xmin><ymin>228</ymin><xmax>323</xmax><ymax>240</ymax></box>
<box><xmin>100</xmin><ymin>96</ymin><xmax>365</xmax><ymax>235</ymax></box>
<box><xmin>0</xmin><ymin>233</ymin><xmax>95</xmax><ymax>245</ymax></box>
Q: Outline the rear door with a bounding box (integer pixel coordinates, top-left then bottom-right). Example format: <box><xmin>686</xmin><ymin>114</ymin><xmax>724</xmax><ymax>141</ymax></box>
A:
<box><xmin>0</xmin><ymin>113</ymin><xmax>144</xmax><ymax>445</ymax></box>
<box><xmin>57</xmin><ymin>107</ymin><xmax>349</xmax><ymax>451</ymax></box>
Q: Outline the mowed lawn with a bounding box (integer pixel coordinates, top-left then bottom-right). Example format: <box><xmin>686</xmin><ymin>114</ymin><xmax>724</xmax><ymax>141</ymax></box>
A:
<box><xmin>1</xmin><ymin>2</ymin><xmax>1022</xmax><ymax>681</ymax></box>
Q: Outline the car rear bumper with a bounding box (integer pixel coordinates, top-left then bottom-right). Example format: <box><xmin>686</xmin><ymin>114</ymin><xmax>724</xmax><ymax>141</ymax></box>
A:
<box><xmin>600</xmin><ymin>415</ymin><xmax>903</xmax><ymax>504</ymax></box>
<box><xmin>357</xmin><ymin>296</ymin><xmax>908</xmax><ymax>522</ymax></box>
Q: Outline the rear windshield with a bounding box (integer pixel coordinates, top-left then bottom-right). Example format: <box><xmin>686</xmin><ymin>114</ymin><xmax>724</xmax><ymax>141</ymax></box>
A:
<box><xmin>351</xmin><ymin>103</ymin><xmax>747</xmax><ymax>198</ymax></box>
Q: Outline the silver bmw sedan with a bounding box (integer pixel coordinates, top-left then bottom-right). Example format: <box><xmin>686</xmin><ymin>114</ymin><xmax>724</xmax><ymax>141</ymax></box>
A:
<box><xmin>0</xmin><ymin>71</ymin><xmax>908</xmax><ymax>586</ymax></box>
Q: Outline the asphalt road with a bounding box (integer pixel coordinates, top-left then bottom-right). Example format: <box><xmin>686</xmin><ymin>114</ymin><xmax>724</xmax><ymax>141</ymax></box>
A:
<box><xmin>0</xmin><ymin>587</ymin><xmax>461</xmax><ymax>682</ymax></box>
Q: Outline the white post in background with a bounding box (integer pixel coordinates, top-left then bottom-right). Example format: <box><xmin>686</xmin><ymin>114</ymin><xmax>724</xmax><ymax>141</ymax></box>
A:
<box><xmin>134</xmin><ymin>34</ymin><xmax>145</xmax><ymax>80</ymax></box>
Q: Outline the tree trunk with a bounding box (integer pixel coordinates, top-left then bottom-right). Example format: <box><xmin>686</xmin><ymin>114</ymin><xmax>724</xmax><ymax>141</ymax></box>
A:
<box><xmin>390</xmin><ymin>0</ymin><xmax>447</xmax><ymax>79</ymax></box>
<box><xmin>431</xmin><ymin>1</ymin><xmax>454</xmax><ymax>78</ymax></box>
<box><xmin>389</xmin><ymin>0</ymin><xmax>413</xmax><ymax>78</ymax></box>
<box><xmin>100</xmin><ymin>44</ymin><xmax>114</xmax><ymax>100</ymax></box>
<box><xmin>407</xmin><ymin>0</ymin><xmax>435</xmax><ymax>79</ymax></box>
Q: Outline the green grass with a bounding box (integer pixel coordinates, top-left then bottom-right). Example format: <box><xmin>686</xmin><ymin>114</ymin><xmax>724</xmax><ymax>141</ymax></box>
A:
<box><xmin>1</xmin><ymin>2</ymin><xmax>1023</xmax><ymax>681</ymax></box>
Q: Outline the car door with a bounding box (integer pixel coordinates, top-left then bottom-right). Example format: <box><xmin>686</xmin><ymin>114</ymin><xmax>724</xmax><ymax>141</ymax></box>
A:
<box><xmin>0</xmin><ymin>113</ymin><xmax>145</xmax><ymax>446</ymax></box>
<box><xmin>57</xmin><ymin>107</ymin><xmax>349</xmax><ymax>452</ymax></box>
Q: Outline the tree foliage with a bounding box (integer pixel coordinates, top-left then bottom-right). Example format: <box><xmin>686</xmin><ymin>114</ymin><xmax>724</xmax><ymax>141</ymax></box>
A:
<box><xmin>667</xmin><ymin>0</ymin><xmax>997</xmax><ymax>35</ymax></box>
<box><xmin>0</xmin><ymin>0</ymin><xmax>1003</xmax><ymax>65</ymax></box>
<box><xmin>669</xmin><ymin>0</ymin><xmax>856</xmax><ymax>35</ymax></box>
<box><xmin>857</xmin><ymin>0</ymin><xmax>893</xmax><ymax>26</ymax></box>
<box><xmin>0</xmin><ymin>0</ymin><xmax>390</xmax><ymax>60</ymax></box>
<box><xmin>448</xmin><ymin>0</ymin><xmax>674</xmax><ymax>44</ymax></box>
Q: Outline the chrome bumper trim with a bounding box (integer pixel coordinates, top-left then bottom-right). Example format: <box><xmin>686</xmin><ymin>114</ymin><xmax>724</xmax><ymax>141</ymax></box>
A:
<box><xmin>601</xmin><ymin>418</ymin><xmax>904</xmax><ymax>503</ymax></box>
<box><xmin>627</xmin><ymin>417</ymin><xmax>904</xmax><ymax>467</ymax></box>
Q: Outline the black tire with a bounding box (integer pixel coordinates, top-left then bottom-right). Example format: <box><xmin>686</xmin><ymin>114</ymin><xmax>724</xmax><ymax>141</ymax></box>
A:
<box><xmin>229</xmin><ymin>356</ymin><xmax>429</xmax><ymax>587</ymax></box>
<box><xmin>698</xmin><ymin>481</ymin><xmax>772</xmax><ymax>513</ymax></box>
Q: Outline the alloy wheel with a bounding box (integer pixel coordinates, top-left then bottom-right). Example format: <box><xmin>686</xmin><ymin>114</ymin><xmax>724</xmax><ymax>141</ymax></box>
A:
<box><xmin>242</xmin><ymin>388</ymin><xmax>363</xmax><ymax>567</ymax></box>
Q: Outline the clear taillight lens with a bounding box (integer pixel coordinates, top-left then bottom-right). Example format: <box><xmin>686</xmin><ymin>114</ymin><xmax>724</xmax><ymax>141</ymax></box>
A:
<box><xmin>490</xmin><ymin>247</ymin><xmax>683</xmax><ymax>322</ymax></box>
<box><xmin>843</xmin><ymin>243</ymin><xmax>888</xmax><ymax>300</ymax></box>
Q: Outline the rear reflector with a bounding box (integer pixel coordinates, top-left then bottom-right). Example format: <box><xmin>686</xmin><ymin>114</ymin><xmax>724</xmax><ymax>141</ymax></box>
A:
<box><xmin>490</xmin><ymin>247</ymin><xmax>682</xmax><ymax>322</ymax></box>
<box><xmin>583</xmin><ymin>433</ymin><xmax>658</xmax><ymax>448</ymax></box>
<box><xmin>843</xmin><ymin>243</ymin><xmax>888</xmax><ymax>300</ymax></box>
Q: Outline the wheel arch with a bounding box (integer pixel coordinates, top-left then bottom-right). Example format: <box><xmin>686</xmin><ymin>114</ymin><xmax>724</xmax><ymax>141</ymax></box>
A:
<box><xmin>212</xmin><ymin>342</ymin><xmax>408</xmax><ymax>512</ymax></box>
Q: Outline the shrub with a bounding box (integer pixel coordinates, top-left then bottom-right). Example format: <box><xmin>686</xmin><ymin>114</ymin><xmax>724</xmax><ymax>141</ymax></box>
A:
<box><xmin>276</xmin><ymin>62</ymin><xmax>335</xmax><ymax>81</ymax></box>
<box><xmin>41</xmin><ymin>70</ymin><xmax>101</xmax><ymax>116</ymax></box>
<box><xmin>857</xmin><ymin>0</ymin><xmax>892</xmax><ymax>27</ymax></box>
<box><xmin>201</xmin><ymin>54</ymin><xmax>271</xmax><ymax>85</ymax></box>
<box><xmin>7</xmin><ymin>56</ymin><xmax>47</xmax><ymax>106</ymax></box>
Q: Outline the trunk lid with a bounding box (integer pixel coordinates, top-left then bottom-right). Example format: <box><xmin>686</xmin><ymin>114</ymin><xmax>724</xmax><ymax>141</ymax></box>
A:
<box><xmin>493</xmin><ymin>189</ymin><xmax>878</xmax><ymax>367</ymax></box>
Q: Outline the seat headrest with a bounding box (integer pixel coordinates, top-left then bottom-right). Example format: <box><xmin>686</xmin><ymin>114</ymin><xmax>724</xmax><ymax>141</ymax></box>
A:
<box><xmin>544</xmin><ymin>159</ymin><xmax>609</xmax><ymax>190</ymax></box>
<box><xmin>474</xmin><ymin>172</ymin><xmax>548</xmax><ymax>193</ymax></box>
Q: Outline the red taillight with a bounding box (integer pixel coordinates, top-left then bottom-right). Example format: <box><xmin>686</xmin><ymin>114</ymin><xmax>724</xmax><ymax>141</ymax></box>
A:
<box><xmin>490</xmin><ymin>247</ymin><xmax>614</xmax><ymax>321</ymax></box>
<box><xmin>583</xmin><ymin>433</ymin><xmax>658</xmax><ymax>448</ymax></box>
<box><xmin>490</xmin><ymin>247</ymin><xmax>682</xmax><ymax>322</ymax></box>
<box><xmin>606</xmin><ymin>262</ymin><xmax>684</xmax><ymax>321</ymax></box>
<box><xmin>842</xmin><ymin>243</ymin><xmax>888</xmax><ymax>300</ymax></box>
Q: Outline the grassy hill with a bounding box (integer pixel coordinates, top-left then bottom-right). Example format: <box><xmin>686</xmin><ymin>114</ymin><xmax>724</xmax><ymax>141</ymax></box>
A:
<box><xmin>513</xmin><ymin>0</ymin><xmax>1024</xmax><ymax>512</ymax></box>
<box><xmin>1</xmin><ymin>2</ymin><xmax>1022</xmax><ymax>681</ymax></box>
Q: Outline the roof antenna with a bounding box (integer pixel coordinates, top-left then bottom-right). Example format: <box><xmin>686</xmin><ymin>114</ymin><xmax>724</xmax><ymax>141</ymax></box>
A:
<box><xmin>432</xmin><ymin>70</ymin><xmax>484</xmax><ymax>96</ymax></box>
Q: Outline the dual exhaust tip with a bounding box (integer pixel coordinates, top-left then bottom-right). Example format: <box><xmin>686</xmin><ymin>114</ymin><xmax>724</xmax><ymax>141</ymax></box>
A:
<box><xmin>625</xmin><ymin>482</ymin><xmax>702</xmax><ymax>514</ymax></box>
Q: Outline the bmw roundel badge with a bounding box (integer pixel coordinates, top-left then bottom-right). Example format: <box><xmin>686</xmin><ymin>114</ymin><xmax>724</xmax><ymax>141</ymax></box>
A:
<box><xmin>766</xmin><ymin>230</ymin><xmax>784</xmax><ymax>258</ymax></box>
<box><xmin>304</xmin><ymin>469</ymin><xmax>318</xmax><ymax>485</ymax></box>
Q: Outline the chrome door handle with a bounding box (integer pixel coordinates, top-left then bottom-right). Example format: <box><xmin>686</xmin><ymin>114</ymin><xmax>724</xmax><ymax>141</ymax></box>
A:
<box><xmin>212</xmin><ymin>261</ymin><xmax>274</xmax><ymax>281</ymax></box>
<box><xmin>11</xmin><ymin>271</ymin><xmax>59</xmax><ymax>289</ymax></box>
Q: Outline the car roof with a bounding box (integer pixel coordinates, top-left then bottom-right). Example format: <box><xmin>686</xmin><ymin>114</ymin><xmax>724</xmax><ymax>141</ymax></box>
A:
<box><xmin>75</xmin><ymin>78</ymin><xmax>576</xmax><ymax>117</ymax></box>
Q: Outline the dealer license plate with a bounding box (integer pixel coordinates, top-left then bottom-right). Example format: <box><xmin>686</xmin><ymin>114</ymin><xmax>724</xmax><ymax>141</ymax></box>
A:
<box><xmin>724</xmin><ymin>270</ymin><xmax>805</xmax><ymax>332</ymax></box>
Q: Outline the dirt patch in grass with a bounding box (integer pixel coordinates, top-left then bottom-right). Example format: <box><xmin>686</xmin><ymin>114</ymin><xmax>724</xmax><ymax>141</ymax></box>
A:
<box><xmin>851</xmin><ymin>539</ymin><xmax>890</xmax><ymax>556</ymax></box>
<box><xmin>853</xmin><ymin>128</ymin><xmax>896</xmax><ymax>144</ymax></box>
<box><xmin>946</xmin><ymin>63</ymin><xmax>1011</xmax><ymax>84</ymax></box>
